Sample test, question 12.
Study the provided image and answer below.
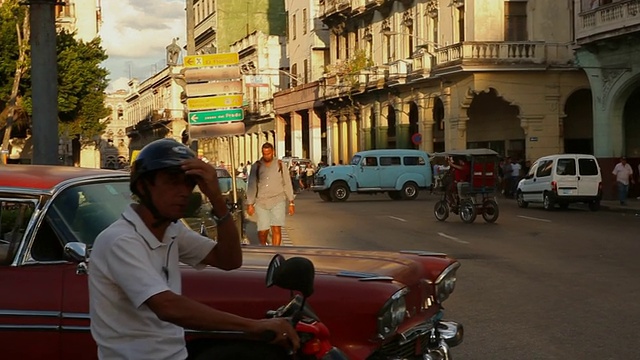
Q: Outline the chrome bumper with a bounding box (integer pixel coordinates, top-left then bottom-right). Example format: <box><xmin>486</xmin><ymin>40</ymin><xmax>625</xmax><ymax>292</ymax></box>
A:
<box><xmin>379</xmin><ymin>320</ymin><xmax>463</xmax><ymax>360</ymax></box>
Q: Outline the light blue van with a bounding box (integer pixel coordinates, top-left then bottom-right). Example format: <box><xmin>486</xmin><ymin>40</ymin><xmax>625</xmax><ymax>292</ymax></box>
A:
<box><xmin>312</xmin><ymin>149</ymin><xmax>432</xmax><ymax>202</ymax></box>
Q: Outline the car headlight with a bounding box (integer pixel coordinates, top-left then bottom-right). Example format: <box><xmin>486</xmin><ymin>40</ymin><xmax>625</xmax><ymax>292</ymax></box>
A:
<box><xmin>434</xmin><ymin>262</ymin><xmax>460</xmax><ymax>304</ymax></box>
<box><xmin>377</xmin><ymin>288</ymin><xmax>408</xmax><ymax>338</ymax></box>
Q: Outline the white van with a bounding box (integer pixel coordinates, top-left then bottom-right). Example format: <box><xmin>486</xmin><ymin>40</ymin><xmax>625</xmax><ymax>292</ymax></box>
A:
<box><xmin>516</xmin><ymin>154</ymin><xmax>602</xmax><ymax>211</ymax></box>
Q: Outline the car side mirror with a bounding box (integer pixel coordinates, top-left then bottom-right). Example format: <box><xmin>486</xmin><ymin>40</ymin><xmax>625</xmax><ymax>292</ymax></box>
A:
<box><xmin>64</xmin><ymin>242</ymin><xmax>88</xmax><ymax>275</ymax></box>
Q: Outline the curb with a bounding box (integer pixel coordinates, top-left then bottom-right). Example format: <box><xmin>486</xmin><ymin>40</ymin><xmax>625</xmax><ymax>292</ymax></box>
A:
<box><xmin>599</xmin><ymin>205</ymin><xmax>640</xmax><ymax>215</ymax></box>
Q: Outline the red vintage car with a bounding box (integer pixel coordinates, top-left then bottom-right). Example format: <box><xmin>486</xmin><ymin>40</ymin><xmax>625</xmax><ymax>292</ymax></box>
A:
<box><xmin>0</xmin><ymin>165</ymin><xmax>463</xmax><ymax>359</ymax></box>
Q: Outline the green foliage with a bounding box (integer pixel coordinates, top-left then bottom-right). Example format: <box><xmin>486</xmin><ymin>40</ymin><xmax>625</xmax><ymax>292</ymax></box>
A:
<box><xmin>0</xmin><ymin>0</ymin><xmax>27</xmax><ymax>104</ymax></box>
<box><xmin>325</xmin><ymin>49</ymin><xmax>374</xmax><ymax>88</ymax></box>
<box><xmin>0</xmin><ymin>0</ymin><xmax>110</xmax><ymax>141</ymax></box>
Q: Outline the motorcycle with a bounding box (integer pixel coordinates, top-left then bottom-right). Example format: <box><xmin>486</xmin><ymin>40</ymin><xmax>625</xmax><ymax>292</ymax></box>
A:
<box><xmin>189</xmin><ymin>254</ymin><xmax>348</xmax><ymax>360</ymax></box>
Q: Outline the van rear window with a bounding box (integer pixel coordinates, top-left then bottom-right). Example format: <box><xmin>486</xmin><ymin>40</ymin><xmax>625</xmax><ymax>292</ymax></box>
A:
<box><xmin>578</xmin><ymin>158</ymin><xmax>599</xmax><ymax>175</ymax></box>
<box><xmin>380</xmin><ymin>157</ymin><xmax>401</xmax><ymax>166</ymax></box>
<box><xmin>404</xmin><ymin>156</ymin><xmax>426</xmax><ymax>166</ymax></box>
<box><xmin>556</xmin><ymin>159</ymin><xmax>576</xmax><ymax>176</ymax></box>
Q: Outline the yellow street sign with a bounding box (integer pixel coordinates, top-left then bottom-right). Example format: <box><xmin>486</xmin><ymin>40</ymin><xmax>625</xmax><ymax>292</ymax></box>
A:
<box><xmin>184</xmin><ymin>53</ymin><xmax>239</xmax><ymax>68</ymax></box>
<box><xmin>187</xmin><ymin>95</ymin><xmax>243</xmax><ymax>111</ymax></box>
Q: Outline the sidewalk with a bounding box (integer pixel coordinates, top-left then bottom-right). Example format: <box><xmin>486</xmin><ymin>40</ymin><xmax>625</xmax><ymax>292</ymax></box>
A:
<box><xmin>598</xmin><ymin>197</ymin><xmax>640</xmax><ymax>214</ymax></box>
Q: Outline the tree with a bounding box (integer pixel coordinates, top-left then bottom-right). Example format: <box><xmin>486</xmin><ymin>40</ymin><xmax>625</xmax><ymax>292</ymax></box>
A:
<box><xmin>0</xmin><ymin>0</ymin><xmax>110</xmax><ymax>162</ymax></box>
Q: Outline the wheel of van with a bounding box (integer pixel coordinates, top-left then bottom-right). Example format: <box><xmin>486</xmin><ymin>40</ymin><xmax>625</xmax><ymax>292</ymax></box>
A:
<box><xmin>481</xmin><ymin>199</ymin><xmax>499</xmax><ymax>223</ymax></box>
<box><xmin>319</xmin><ymin>191</ymin><xmax>332</xmax><ymax>202</ymax></box>
<box><xmin>459</xmin><ymin>199</ymin><xmax>477</xmax><ymax>224</ymax></box>
<box><xmin>588</xmin><ymin>200</ymin><xmax>600</xmax><ymax>211</ymax></box>
<box><xmin>330</xmin><ymin>182</ymin><xmax>350</xmax><ymax>202</ymax></box>
<box><xmin>401</xmin><ymin>182</ymin><xmax>419</xmax><ymax>200</ymax></box>
<box><xmin>388</xmin><ymin>191</ymin><xmax>402</xmax><ymax>200</ymax></box>
<box><xmin>516</xmin><ymin>191</ymin><xmax>528</xmax><ymax>208</ymax></box>
<box><xmin>434</xmin><ymin>200</ymin><xmax>449</xmax><ymax>221</ymax></box>
<box><xmin>543</xmin><ymin>192</ymin><xmax>554</xmax><ymax>211</ymax></box>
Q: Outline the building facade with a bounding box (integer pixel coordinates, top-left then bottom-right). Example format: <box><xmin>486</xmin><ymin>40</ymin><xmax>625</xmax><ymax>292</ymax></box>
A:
<box><xmin>122</xmin><ymin>65</ymin><xmax>188</xmax><ymax>158</ymax></box>
<box><xmin>272</xmin><ymin>0</ymin><xmax>331</xmax><ymax>166</ymax></box>
<box><xmin>573</xmin><ymin>0</ymin><xmax>640</xmax><ymax>198</ymax></box>
<box><xmin>100</xmin><ymin>90</ymin><xmax>129</xmax><ymax>169</ymax></box>
<box><xmin>314</xmin><ymin>0</ymin><xmax>589</xmax><ymax>166</ymax></box>
<box><xmin>55</xmin><ymin>0</ymin><xmax>102</xmax><ymax>42</ymax></box>
<box><xmin>193</xmin><ymin>0</ymin><xmax>286</xmax><ymax>54</ymax></box>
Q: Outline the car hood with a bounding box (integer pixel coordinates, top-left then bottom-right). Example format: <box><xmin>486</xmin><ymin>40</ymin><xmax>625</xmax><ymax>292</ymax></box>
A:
<box><xmin>236</xmin><ymin>246</ymin><xmax>454</xmax><ymax>284</ymax></box>
<box><xmin>317</xmin><ymin>165</ymin><xmax>355</xmax><ymax>177</ymax></box>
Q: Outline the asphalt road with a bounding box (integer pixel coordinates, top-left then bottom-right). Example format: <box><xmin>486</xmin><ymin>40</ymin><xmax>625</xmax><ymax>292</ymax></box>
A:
<box><xmin>270</xmin><ymin>190</ymin><xmax>640</xmax><ymax>360</ymax></box>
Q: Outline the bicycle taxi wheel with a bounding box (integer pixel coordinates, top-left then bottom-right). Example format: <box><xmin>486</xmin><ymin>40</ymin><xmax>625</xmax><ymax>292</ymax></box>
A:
<box><xmin>459</xmin><ymin>199</ymin><xmax>477</xmax><ymax>223</ymax></box>
<box><xmin>434</xmin><ymin>200</ymin><xmax>449</xmax><ymax>221</ymax></box>
<box><xmin>481</xmin><ymin>198</ymin><xmax>499</xmax><ymax>223</ymax></box>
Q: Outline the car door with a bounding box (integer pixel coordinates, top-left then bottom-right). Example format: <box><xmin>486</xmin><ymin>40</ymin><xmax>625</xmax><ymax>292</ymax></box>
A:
<box><xmin>357</xmin><ymin>156</ymin><xmax>381</xmax><ymax>188</ymax></box>
<box><xmin>530</xmin><ymin>160</ymin><xmax>554</xmax><ymax>203</ymax></box>
<box><xmin>555</xmin><ymin>157</ymin><xmax>579</xmax><ymax>197</ymax></box>
<box><xmin>577</xmin><ymin>157</ymin><xmax>601</xmax><ymax>197</ymax></box>
<box><xmin>379</xmin><ymin>156</ymin><xmax>403</xmax><ymax>188</ymax></box>
<box><xmin>0</xmin><ymin>198</ymin><xmax>64</xmax><ymax>359</ymax></box>
<box><xmin>519</xmin><ymin>161</ymin><xmax>538</xmax><ymax>201</ymax></box>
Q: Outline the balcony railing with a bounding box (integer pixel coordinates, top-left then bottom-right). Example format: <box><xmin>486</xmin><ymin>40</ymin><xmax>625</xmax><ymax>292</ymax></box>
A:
<box><xmin>576</xmin><ymin>0</ymin><xmax>640</xmax><ymax>43</ymax></box>
<box><xmin>320</xmin><ymin>0</ymin><xmax>352</xmax><ymax>17</ymax></box>
<box><xmin>433</xmin><ymin>41</ymin><xmax>571</xmax><ymax>66</ymax></box>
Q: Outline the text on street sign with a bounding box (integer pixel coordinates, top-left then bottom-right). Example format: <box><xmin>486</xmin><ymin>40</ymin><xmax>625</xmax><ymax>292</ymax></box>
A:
<box><xmin>187</xmin><ymin>95</ymin><xmax>243</xmax><ymax>111</ymax></box>
<box><xmin>189</xmin><ymin>109</ymin><xmax>244</xmax><ymax>124</ymax></box>
<box><xmin>184</xmin><ymin>53</ymin><xmax>239</xmax><ymax>68</ymax></box>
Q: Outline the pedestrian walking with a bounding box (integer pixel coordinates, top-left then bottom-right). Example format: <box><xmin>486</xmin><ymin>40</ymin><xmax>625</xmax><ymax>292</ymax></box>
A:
<box><xmin>612</xmin><ymin>156</ymin><xmax>634</xmax><ymax>205</ymax></box>
<box><xmin>246</xmin><ymin>143</ymin><xmax>295</xmax><ymax>246</ymax></box>
<box><xmin>88</xmin><ymin>139</ymin><xmax>298</xmax><ymax>359</ymax></box>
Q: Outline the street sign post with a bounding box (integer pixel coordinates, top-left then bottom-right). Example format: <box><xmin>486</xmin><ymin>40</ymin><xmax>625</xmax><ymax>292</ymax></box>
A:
<box><xmin>183</xmin><ymin>52</ymin><xmax>245</xmax><ymax>139</ymax></box>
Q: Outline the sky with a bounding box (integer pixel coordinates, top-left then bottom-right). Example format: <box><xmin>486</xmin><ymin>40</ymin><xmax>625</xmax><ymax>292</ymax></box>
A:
<box><xmin>100</xmin><ymin>0</ymin><xmax>186</xmax><ymax>92</ymax></box>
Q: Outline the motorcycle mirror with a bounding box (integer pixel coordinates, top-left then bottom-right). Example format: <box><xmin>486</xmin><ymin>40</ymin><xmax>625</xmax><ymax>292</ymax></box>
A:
<box><xmin>266</xmin><ymin>255</ymin><xmax>315</xmax><ymax>298</ymax></box>
<box><xmin>265</xmin><ymin>254</ymin><xmax>285</xmax><ymax>288</ymax></box>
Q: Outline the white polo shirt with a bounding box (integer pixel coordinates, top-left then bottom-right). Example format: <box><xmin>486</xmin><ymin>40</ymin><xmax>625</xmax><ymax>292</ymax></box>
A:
<box><xmin>89</xmin><ymin>205</ymin><xmax>216</xmax><ymax>360</ymax></box>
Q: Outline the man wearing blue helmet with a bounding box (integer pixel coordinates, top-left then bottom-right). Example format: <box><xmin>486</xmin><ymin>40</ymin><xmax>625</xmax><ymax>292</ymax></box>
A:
<box><xmin>89</xmin><ymin>138</ymin><xmax>298</xmax><ymax>359</ymax></box>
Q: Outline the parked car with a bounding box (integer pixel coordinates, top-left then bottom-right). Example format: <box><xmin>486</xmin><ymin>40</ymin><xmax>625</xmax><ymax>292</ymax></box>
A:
<box><xmin>516</xmin><ymin>153</ymin><xmax>602</xmax><ymax>210</ymax></box>
<box><xmin>312</xmin><ymin>149</ymin><xmax>433</xmax><ymax>201</ymax></box>
<box><xmin>0</xmin><ymin>165</ymin><xmax>463</xmax><ymax>360</ymax></box>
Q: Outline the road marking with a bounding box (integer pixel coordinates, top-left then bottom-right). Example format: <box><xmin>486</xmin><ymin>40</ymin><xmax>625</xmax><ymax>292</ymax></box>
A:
<box><xmin>388</xmin><ymin>216</ymin><xmax>407</xmax><ymax>222</ymax></box>
<box><xmin>437</xmin><ymin>232</ymin><xmax>469</xmax><ymax>244</ymax></box>
<box><xmin>517</xmin><ymin>215</ymin><xmax>552</xmax><ymax>223</ymax></box>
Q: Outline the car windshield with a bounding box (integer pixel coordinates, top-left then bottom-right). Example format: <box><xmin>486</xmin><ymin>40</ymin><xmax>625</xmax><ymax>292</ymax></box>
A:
<box><xmin>49</xmin><ymin>180</ymin><xmax>133</xmax><ymax>248</ymax></box>
<box><xmin>350</xmin><ymin>155</ymin><xmax>361</xmax><ymax>165</ymax></box>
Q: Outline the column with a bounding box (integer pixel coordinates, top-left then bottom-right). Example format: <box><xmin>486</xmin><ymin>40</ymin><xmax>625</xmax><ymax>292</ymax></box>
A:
<box><xmin>291</xmin><ymin>111</ymin><xmax>303</xmax><ymax>158</ymax></box>
<box><xmin>349</xmin><ymin>113</ymin><xmax>359</xmax><ymax>158</ymax></box>
<box><xmin>328</xmin><ymin>115</ymin><xmax>339</xmax><ymax>165</ymax></box>
<box><xmin>237</xmin><ymin>135</ymin><xmax>246</xmax><ymax>164</ymax></box>
<box><xmin>309</xmin><ymin>108</ymin><xmax>323</xmax><ymax>165</ymax></box>
<box><xmin>275</xmin><ymin>115</ymin><xmax>287</xmax><ymax>159</ymax></box>
<box><xmin>361</xmin><ymin>105</ymin><xmax>372</xmax><ymax>150</ymax></box>
<box><xmin>395</xmin><ymin>102</ymin><xmax>410</xmax><ymax>149</ymax></box>
<box><xmin>339</xmin><ymin>115</ymin><xmax>349</xmax><ymax>163</ymax></box>
<box><xmin>420</xmin><ymin>97</ymin><xmax>435</xmax><ymax>153</ymax></box>
<box><xmin>376</xmin><ymin>103</ymin><xmax>388</xmax><ymax>149</ymax></box>
<box><xmin>251</xmin><ymin>133</ymin><xmax>260</xmax><ymax>162</ymax></box>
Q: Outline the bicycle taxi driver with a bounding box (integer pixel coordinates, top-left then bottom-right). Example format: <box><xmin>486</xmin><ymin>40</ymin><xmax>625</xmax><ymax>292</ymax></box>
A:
<box><xmin>448</xmin><ymin>156</ymin><xmax>471</xmax><ymax>198</ymax></box>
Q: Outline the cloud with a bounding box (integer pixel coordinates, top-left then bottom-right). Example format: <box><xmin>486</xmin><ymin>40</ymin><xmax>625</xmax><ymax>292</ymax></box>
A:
<box><xmin>100</xmin><ymin>0</ymin><xmax>185</xmax><ymax>89</ymax></box>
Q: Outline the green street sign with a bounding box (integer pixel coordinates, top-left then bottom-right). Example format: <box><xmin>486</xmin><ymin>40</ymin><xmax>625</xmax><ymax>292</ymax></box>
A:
<box><xmin>188</xmin><ymin>109</ymin><xmax>244</xmax><ymax>124</ymax></box>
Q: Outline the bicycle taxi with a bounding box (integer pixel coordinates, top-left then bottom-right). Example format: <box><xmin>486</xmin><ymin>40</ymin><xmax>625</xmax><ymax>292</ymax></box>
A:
<box><xmin>431</xmin><ymin>148</ymin><xmax>500</xmax><ymax>223</ymax></box>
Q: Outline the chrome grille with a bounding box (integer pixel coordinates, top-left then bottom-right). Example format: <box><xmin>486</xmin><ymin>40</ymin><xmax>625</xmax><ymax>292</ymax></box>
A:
<box><xmin>368</xmin><ymin>333</ymin><xmax>430</xmax><ymax>360</ymax></box>
<box><xmin>314</xmin><ymin>177</ymin><xmax>324</xmax><ymax>186</ymax></box>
